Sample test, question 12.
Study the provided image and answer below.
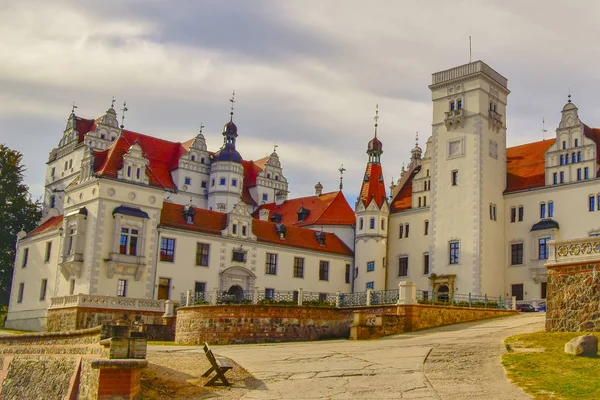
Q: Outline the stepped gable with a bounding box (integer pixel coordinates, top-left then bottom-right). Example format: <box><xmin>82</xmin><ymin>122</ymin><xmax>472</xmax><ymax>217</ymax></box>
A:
<box><xmin>390</xmin><ymin>167</ymin><xmax>420</xmax><ymax>213</ymax></box>
<box><xmin>358</xmin><ymin>163</ymin><xmax>387</xmax><ymax>208</ymax></box>
<box><xmin>26</xmin><ymin>215</ymin><xmax>64</xmax><ymax>239</ymax></box>
<box><xmin>160</xmin><ymin>202</ymin><xmax>353</xmax><ymax>256</ymax></box>
<box><xmin>506</xmin><ymin>139</ymin><xmax>555</xmax><ymax>193</ymax></box>
<box><xmin>255</xmin><ymin>191</ymin><xmax>355</xmax><ymax>227</ymax></box>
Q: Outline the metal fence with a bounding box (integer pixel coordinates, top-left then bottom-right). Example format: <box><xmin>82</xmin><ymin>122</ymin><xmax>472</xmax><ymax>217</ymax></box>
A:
<box><xmin>180</xmin><ymin>288</ymin><xmax>507</xmax><ymax>309</ymax></box>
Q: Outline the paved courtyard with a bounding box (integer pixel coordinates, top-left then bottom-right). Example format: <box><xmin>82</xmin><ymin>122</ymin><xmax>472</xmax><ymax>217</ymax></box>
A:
<box><xmin>149</xmin><ymin>313</ymin><xmax>544</xmax><ymax>399</ymax></box>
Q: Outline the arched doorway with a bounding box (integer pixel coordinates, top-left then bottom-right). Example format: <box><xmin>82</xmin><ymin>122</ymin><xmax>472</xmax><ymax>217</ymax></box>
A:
<box><xmin>437</xmin><ymin>285</ymin><xmax>450</xmax><ymax>303</ymax></box>
<box><xmin>227</xmin><ymin>285</ymin><xmax>244</xmax><ymax>302</ymax></box>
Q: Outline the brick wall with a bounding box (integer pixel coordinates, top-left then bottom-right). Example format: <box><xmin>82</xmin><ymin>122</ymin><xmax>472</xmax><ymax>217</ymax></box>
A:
<box><xmin>546</xmin><ymin>263</ymin><xmax>600</xmax><ymax>331</ymax></box>
<box><xmin>176</xmin><ymin>305</ymin><xmax>355</xmax><ymax>345</ymax></box>
<box><xmin>47</xmin><ymin>306</ymin><xmax>165</xmax><ymax>332</ymax></box>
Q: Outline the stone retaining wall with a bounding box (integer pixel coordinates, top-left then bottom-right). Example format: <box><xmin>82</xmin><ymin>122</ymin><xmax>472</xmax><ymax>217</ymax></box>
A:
<box><xmin>546</xmin><ymin>263</ymin><xmax>600</xmax><ymax>331</ymax></box>
<box><xmin>46</xmin><ymin>306</ymin><xmax>165</xmax><ymax>332</ymax></box>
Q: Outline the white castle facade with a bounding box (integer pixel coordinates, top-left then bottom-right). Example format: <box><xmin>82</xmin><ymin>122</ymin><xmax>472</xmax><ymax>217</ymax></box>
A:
<box><xmin>7</xmin><ymin>60</ymin><xmax>600</xmax><ymax>330</ymax></box>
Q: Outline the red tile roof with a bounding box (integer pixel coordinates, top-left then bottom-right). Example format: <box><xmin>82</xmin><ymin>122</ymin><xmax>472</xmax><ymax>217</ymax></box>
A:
<box><xmin>390</xmin><ymin>167</ymin><xmax>420</xmax><ymax>213</ymax></box>
<box><xmin>255</xmin><ymin>191</ymin><xmax>355</xmax><ymax>227</ymax></box>
<box><xmin>506</xmin><ymin>139</ymin><xmax>555</xmax><ymax>193</ymax></box>
<box><xmin>358</xmin><ymin>163</ymin><xmax>387</xmax><ymax>208</ymax></box>
<box><xmin>75</xmin><ymin>117</ymin><xmax>96</xmax><ymax>143</ymax></box>
<box><xmin>160</xmin><ymin>202</ymin><xmax>353</xmax><ymax>256</ymax></box>
<box><xmin>26</xmin><ymin>215</ymin><xmax>64</xmax><ymax>239</ymax></box>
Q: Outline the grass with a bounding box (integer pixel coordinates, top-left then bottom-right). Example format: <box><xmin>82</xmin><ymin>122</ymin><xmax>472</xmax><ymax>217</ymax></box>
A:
<box><xmin>503</xmin><ymin>331</ymin><xmax>600</xmax><ymax>400</ymax></box>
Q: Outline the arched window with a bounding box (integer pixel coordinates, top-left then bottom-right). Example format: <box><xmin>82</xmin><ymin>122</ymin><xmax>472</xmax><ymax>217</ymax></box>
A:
<box><xmin>577</xmin><ymin>152</ymin><xmax>582</xmax><ymax>162</ymax></box>
<box><xmin>572</xmin><ymin>153</ymin><xmax>576</xmax><ymax>163</ymax></box>
<box><xmin>560</xmin><ymin>155</ymin><xmax>564</xmax><ymax>165</ymax></box>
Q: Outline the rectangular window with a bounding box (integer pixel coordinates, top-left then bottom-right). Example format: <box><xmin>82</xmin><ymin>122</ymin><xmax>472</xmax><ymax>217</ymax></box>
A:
<box><xmin>211</xmin><ymin>179</ymin><xmax>215</xmax><ymax>187</ymax></box>
<box><xmin>242</xmin><ymin>226</ymin><xmax>247</xmax><ymax>236</ymax></box>
<box><xmin>457</xmin><ymin>99</ymin><xmax>462</xmax><ymax>109</ymax></box>
<box><xmin>560</xmin><ymin>171</ymin><xmax>564</xmax><ymax>183</ymax></box>
<box><xmin>575</xmin><ymin>138</ymin><xmax>579</xmax><ymax>147</ymax></box>
<box><xmin>423</xmin><ymin>254</ymin><xmax>430</xmax><ymax>275</ymax></box>
<box><xmin>381</xmin><ymin>219</ymin><xmax>385</xmax><ymax>230</ymax></box>
<box><xmin>369</xmin><ymin>218</ymin><xmax>375</xmax><ymax>229</ymax></box>
<box><xmin>585</xmin><ymin>167</ymin><xmax>589</xmax><ymax>179</ymax></box>
<box><xmin>405</xmin><ymin>224</ymin><xmax>410</xmax><ymax>238</ymax></box>
<box><xmin>232</xmin><ymin>250</ymin><xmax>246</xmax><ymax>262</ymax></box>
<box><xmin>69</xmin><ymin>279</ymin><xmax>75</xmax><ymax>295</ymax></box>
<box><xmin>510</xmin><ymin>207</ymin><xmax>516</xmax><ymax>223</ymax></box>
<box><xmin>262</xmin><ymin>193</ymin><xmax>268</xmax><ymax>202</ymax></box>
<box><xmin>184</xmin><ymin>177</ymin><xmax>191</xmax><ymax>185</ymax></box>
<box><xmin>345</xmin><ymin>264</ymin><xmax>351</xmax><ymax>284</ymax></box>
<box><xmin>423</xmin><ymin>196</ymin><xmax>427</xmax><ymax>206</ymax></box>
<box><xmin>518</xmin><ymin>206</ymin><xmax>524</xmax><ymax>221</ymax></box>
<box><xmin>50</xmin><ymin>195</ymin><xmax>56</xmax><ymax>208</ymax></box>
<box><xmin>540</xmin><ymin>203</ymin><xmax>546</xmax><ymax>219</ymax></box>
<box><xmin>548</xmin><ymin>201</ymin><xmax>554</xmax><ymax>218</ymax></box>
<box><xmin>450</xmin><ymin>101</ymin><xmax>455</xmax><ymax>111</ymax></box>
<box><xmin>424</xmin><ymin>220</ymin><xmax>429</xmax><ymax>235</ymax></box>
<box><xmin>17</xmin><ymin>283</ymin><xmax>24</xmax><ymax>303</ymax></box>
<box><xmin>590</xmin><ymin>196</ymin><xmax>595</xmax><ymax>212</ymax></box>
<box><xmin>51</xmin><ymin>167</ymin><xmax>55</xmax><ymax>177</ymax></box>
<box><xmin>194</xmin><ymin>282</ymin><xmax>206</xmax><ymax>293</ymax></box>
<box><xmin>160</xmin><ymin>238</ymin><xmax>176</xmax><ymax>262</ymax></box>
<box><xmin>232</xmin><ymin>224</ymin><xmax>237</xmax><ymax>235</ymax></box>
<box><xmin>201</xmin><ymin>180</ymin><xmax>207</xmax><ymax>188</ymax></box>
<box><xmin>265</xmin><ymin>288</ymin><xmax>275</xmax><ymax>299</ymax></box>
<box><xmin>511</xmin><ymin>243</ymin><xmax>524</xmax><ymax>265</ymax></box>
<box><xmin>399</xmin><ymin>224</ymin><xmax>403</xmax><ymax>238</ymax></box>
<box><xmin>539</xmin><ymin>237</ymin><xmax>550</xmax><ymax>260</ymax></box>
<box><xmin>119</xmin><ymin>228</ymin><xmax>139</xmax><ymax>256</ymax></box>
<box><xmin>219</xmin><ymin>178</ymin><xmax>226</xmax><ymax>185</ymax></box>
<box><xmin>359</xmin><ymin>218</ymin><xmax>364</xmax><ymax>230</ymax></box>
<box><xmin>398</xmin><ymin>257</ymin><xmax>408</xmax><ymax>277</ymax></box>
<box><xmin>22</xmin><ymin>248</ymin><xmax>29</xmax><ymax>268</ymax></box>
<box><xmin>117</xmin><ymin>279</ymin><xmax>127</xmax><ymax>297</ymax></box>
<box><xmin>319</xmin><ymin>261</ymin><xmax>329</xmax><ymax>281</ymax></box>
<box><xmin>541</xmin><ymin>282</ymin><xmax>547</xmax><ymax>299</ymax></box>
<box><xmin>449</xmin><ymin>241</ymin><xmax>460</xmax><ymax>264</ymax></box>
<box><xmin>577</xmin><ymin>169</ymin><xmax>582</xmax><ymax>181</ymax></box>
<box><xmin>366</xmin><ymin>281</ymin><xmax>374</xmax><ymax>290</ymax></box>
<box><xmin>231</xmin><ymin>178</ymin><xmax>237</xmax><ymax>187</ymax></box>
<box><xmin>45</xmin><ymin>241</ymin><xmax>52</xmax><ymax>262</ymax></box>
<box><xmin>40</xmin><ymin>279</ymin><xmax>48</xmax><ymax>301</ymax></box>
<box><xmin>367</xmin><ymin>261</ymin><xmax>375</xmax><ymax>272</ymax></box>
<box><xmin>265</xmin><ymin>253</ymin><xmax>278</xmax><ymax>275</ymax></box>
<box><xmin>418</xmin><ymin>197</ymin><xmax>422</xmax><ymax>207</ymax></box>
<box><xmin>451</xmin><ymin>170</ymin><xmax>458</xmax><ymax>186</ymax></box>
<box><xmin>553</xmin><ymin>173</ymin><xmax>557</xmax><ymax>185</ymax></box>
<box><xmin>294</xmin><ymin>257</ymin><xmax>305</xmax><ymax>278</ymax></box>
<box><xmin>195</xmin><ymin>243</ymin><xmax>210</xmax><ymax>266</ymax></box>
<box><xmin>511</xmin><ymin>284</ymin><xmax>524</xmax><ymax>301</ymax></box>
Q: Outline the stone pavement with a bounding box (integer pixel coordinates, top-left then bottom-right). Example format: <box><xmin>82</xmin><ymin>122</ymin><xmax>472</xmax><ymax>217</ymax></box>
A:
<box><xmin>149</xmin><ymin>313</ymin><xmax>545</xmax><ymax>399</ymax></box>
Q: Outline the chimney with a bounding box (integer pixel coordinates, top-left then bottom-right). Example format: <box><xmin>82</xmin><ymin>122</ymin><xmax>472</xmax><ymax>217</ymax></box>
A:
<box><xmin>315</xmin><ymin>182</ymin><xmax>323</xmax><ymax>196</ymax></box>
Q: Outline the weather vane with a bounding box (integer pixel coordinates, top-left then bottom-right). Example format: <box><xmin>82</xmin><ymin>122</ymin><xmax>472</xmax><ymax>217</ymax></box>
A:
<box><xmin>273</xmin><ymin>142</ymin><xmax>278</xmax><ymax>153</ymax></box>
<box><xmin>71</xmin><ymin>102</ymin><xmax>78</xmax><ymax>114</ymax></box>
<box><xmin>339</xmin><ymin>164</ymin><xmax>346</xmax><ymax>190</ymax></box>
<box><xmin>374</xmin><ymin>104</ymin><xmax>379</xmax><ymax>137</ymax></box>
<box><xmin>120</xmin><ymin>101</ymin><xmax>128</xmax><ymax>129</ymax></box>
<box><xmin>415</xmin><ymin>131</ymin><xmax>419</xmax><ymax>147</ymax></box>
<box><xmin>199</xmin><ymin>122</ymin><xmax>205</xmax><ymax>135</ymax></box>
<box><xmin>541</xmin><ymin>118</ymin><xmax>547</xmax><ymax>140</ymax></box>
<box><xmin>111</xmin><ymin>96</ymin><xmax>116</xmax><ymax>109</ymax></box>
<box><xmin>229</xmin><ymin>90</ymin><xmax>236</xmax><ymax>121</ymax></box>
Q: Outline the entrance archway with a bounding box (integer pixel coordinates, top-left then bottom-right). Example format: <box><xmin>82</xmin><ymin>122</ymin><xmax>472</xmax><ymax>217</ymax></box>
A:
<box><xmin>227</xmin><ymin>285</ymin><xmax>244</xmax><ymax>302</ymax></box>
<box><xmin>437</xmin><ymin>285</ymin><xmax>450</xmax><ymax>303</ymax></box>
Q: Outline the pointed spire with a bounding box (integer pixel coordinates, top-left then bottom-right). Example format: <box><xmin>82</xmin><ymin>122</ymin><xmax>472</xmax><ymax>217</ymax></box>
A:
<box><xmin>373</xmin><ymin>104</ymin><xmax>379</xmax><ymax>137</ymax></box>
<box><xmin>568</xmin><ymin>86</ymin><xmax>571</xmax><ymax>103</ymax></box>
<box><xmin>120</xmin><ymin>101</ymin><xmax>128</xmax><ymax>129</ymax></box>
<box><xmin>339</xmin><ymin>164</ymin><xmax>346</xmax><ymax>190</ymax></box>
<box><xmin>229</xmin><ymin>90</ymin><xmax>236</xmax><ymax>121</ymax></box>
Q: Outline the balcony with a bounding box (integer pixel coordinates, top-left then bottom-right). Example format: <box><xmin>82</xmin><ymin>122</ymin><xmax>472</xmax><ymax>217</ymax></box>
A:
<box><xmin>444</xmin><ymin>109</ymin><xmax>464</xmax><ymax>129</ymax></box>
<box><xmin>106</xmin><ymin>253</ymin><xmax>146</xmax><ymax>281</ymax></box>
<box><xmin>59</xmin><ymin>252</ymin><xmax>84</xmax><ymax>280</ymax></box>
<box><xmin>49</xmin><ymin>294</ymin><xmax>165</xmax><ymax>312</ymax></box>
<box><xmin>528</xmin><ymin>259</ymin><xmax>548</xmax><ymax>283</ymax></box>
<box><xmin>488</xmin><ymin>109</ymin><xmax>503</xmax><ymax>130</ymax></box>
<box><xmin>547</xmin><ymin>237</ymin><xmax>600</xmax><ymax>266</ymax></box>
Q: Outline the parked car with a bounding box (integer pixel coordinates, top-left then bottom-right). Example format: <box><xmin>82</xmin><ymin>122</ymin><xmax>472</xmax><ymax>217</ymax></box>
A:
<box><xmin>535</xmin><ymin>302</ymin><xmax>546</xmax><ymax>312</ymax></box>
<box><xmin>516</xmin><ymin>303</ymin><xmax>536</xmax><ymax>312</ymax></box>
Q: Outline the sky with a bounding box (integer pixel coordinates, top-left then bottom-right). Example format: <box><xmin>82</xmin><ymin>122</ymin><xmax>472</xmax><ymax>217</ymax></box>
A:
<box><xmin>3</xmin><ymin>0</ymin><xmax>600</xmax><ymax>205</ymax></box>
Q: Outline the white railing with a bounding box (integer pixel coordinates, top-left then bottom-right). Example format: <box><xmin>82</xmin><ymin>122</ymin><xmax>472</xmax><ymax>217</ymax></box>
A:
<box><xmin>547</xmin><ymin>237</ymin><xmax>600</xmax><ymax>266</ymax></box>
<box><xmin>49</xmin><ymin>294</ymin><xmax>165</xmax><ymax>313</ymax></box>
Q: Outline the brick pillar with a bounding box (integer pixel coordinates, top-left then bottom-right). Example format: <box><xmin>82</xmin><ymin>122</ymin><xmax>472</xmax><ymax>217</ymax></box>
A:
<box><xmin>93</xmin><ymin>360</ymin><xmax>148</xmax><ymax>400</ymax></box>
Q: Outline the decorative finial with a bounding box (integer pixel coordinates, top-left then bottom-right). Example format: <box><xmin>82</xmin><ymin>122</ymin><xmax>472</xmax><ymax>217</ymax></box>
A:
<box><xmin>373</xmin><ymin>104</ymin><xmax>379</xmax><ymax>137</ymax></box>
<box><xmin>120</xmin><ymin>101</ymin><xmax>128</xmax><ymax>129</ymax></box>
<box><xmin>71</xmin><ymin>102</ymin><xmax>78</xmax><ymax>114</ymax></box>
<box><xmin>541</xmin><ymin>118</ymin><xmax>547</xmax><ymax>140</ymax></box>
<box><xmin>199</xmin><ymin>122</ymin><xmax>205</xmax><ymax>135</ymax></box>
<box><xmin>273</xmin><ymin>142</ymin><xmax>278</xmax><ymax>153</ymax></box>
<box><xmin>111</xmin><ymin>96</ymin><xmax>115</xmax><ymax>109</ymax></box>
<box><xmin>415</xmin><ymin>131</ymin><xmax>419</xmax><ymax>148</ymax></box>
<box><xmin>338</xmin><ymin>164</ymin><xmax>346</xmax><ymax>190</ymax></box>
<box><xmin>568</xmin><ymin>87</ymin><xmax>571</xmax><ymax>103</ymax></box>
<box><xmin>229</xmin><ymin>90</ymin><xmax>236</xmax><ymax>121</ymax></box>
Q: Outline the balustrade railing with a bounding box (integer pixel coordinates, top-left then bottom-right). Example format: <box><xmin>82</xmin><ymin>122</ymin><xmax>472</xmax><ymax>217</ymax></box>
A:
<box><xmin>49</xmin><ymin>294</ymin><xmax>165</xmax><ymax>312</ymax></box>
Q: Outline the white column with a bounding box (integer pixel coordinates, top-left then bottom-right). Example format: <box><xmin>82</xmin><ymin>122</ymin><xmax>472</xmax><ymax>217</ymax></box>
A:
<box><xmin>397</xmin><ymin>281</ymin><xmax>417</xmax><ymax>305</ymax></box>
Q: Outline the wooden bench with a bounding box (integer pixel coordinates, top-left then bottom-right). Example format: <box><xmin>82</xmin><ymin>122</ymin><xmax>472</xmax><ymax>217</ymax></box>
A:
<box><xmin>202</xmin><ymin>343</ymin><xmax>233</xmax><ymax>386</ymax></box>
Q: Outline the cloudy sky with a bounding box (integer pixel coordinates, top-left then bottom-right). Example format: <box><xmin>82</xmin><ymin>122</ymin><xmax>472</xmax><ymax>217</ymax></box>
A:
<box><xmin>3</xmin><ymin>0</ymin><xmax>600</xmax><ymax>204</ymax></box>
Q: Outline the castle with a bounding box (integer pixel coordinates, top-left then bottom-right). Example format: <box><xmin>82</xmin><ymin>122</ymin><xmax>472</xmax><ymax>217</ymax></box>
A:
<box><xmin>7</xmin><ymin>60</ymin><xmax>600</xmax><ymax>331</ymax></box>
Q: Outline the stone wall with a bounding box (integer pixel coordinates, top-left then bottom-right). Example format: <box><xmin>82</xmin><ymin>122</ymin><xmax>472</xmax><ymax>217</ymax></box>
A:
<box><xmin>176</xmin><ymin>305</ymin><xmax>355</xmax><ymax>345</ymax></box>
<box><xmin>176</xmin><ymin>304</ymin><xmax>515</xmax><ymax>344</ymax></box>
<box><xmin>47</xmin><ymin>306</ymin><xmax>165</xmax><ymax>332</ymax></box>
<box><xmin>546</xmin><ymin>263</ymin><xmax>600</xmax><ymax>331</ymax></box>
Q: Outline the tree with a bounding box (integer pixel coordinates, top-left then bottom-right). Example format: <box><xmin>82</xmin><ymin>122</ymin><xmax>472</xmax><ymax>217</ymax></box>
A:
<box><xmin>0</xmin><ymin>144</ymin><xmax>41</xmax><ymax>307</ymax></box>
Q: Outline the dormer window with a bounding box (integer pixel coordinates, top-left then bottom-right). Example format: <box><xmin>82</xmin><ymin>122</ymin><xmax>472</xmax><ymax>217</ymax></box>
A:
<box><xmin>364</xmin><ymin>174</ymin><xmax>370</xmax><ymax>182</ymax></box>
<box><xmin>297</xmin><ymin>206</ymin><xmax>310</xmax><ymax>222</ymax></box>
<box><xmin>275</xmin><ymin>223</ymin><xmax>287</xmax><ymax>239</ymax></box>
<box><xmin>182</xmin><ymin>204</ymin><xmax>195</xmax><ymax>224</ymax></box>
<box><xmin>315</xmin><ymin>231</ymin><xmax>326</xmax><ymax>246</ymax></box>
<box><xmin>270</xmin><ymin>213</ymin><xmax>283</xmax><ymax>223</ymax></box>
